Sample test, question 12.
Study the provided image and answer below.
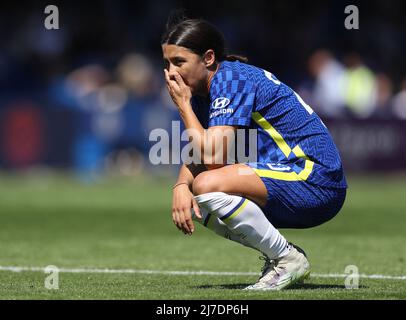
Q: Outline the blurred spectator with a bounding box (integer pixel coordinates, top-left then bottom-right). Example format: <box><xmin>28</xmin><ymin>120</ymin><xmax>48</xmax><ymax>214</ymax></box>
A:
<box><xmin>65</xmin><ymin>64</ymin><xmax>111</xmax><ymax>110</ymax></box>
<box><xmin>392</xmin><ymin>79</ymin><xmax>406</xmax><ymax>119</ymax></box>
<box><xmin>307</xmin><ymin>49</ymin><xmax>346</xmax><ymax>117</ymax></box>
<box><xmin>342</xmin><ymin>53</ymin><xmax>377</xmax><ymax>118</ymax></box>
<box><xmin>116</xmin><ymin>53</ymin><xmax>159</xmax><ymax>97</ymax></box>
<box><xmin>372</xmin><ymin>73</ymin><xmax>394</xmax><ymax>119</ymax></box>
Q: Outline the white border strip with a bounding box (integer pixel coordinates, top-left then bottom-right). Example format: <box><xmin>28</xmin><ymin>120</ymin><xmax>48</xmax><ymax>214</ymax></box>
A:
<box><xmin>0</xmin><ymin>266</ymin><xmax>405</xmax><ymax>280</ymax></box>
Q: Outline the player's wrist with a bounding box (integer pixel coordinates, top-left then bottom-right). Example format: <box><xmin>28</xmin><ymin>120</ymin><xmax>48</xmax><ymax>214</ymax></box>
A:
<box><xmin>178</xmin><ymin>100</ymin><xmax>193</xmax><ymax>114</ymax></box>
<box><xmin>172</xmin><ymin>181</ymin><xmax>190</xmax><ymax>190</ymax></box>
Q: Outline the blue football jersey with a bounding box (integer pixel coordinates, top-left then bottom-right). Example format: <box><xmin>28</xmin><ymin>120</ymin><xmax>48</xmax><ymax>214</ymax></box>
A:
<box><xmin>191</xmin><ymin>61</ymin><xmax>347</xmax><ymax>189</ymax></box>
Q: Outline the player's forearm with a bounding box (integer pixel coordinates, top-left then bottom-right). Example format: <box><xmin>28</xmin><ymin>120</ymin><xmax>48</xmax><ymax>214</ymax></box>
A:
<box><xmin>179</xmin><ymin>102</ymin><xmax>228</xmax><ymax>168</ymax></box>
<box><xmin>176</xmin><ymin>164</ymin><xmax>194</xmax><ymax>188</ymax></box>
<box><xmin>179</xmin><ymin>102</ymin><xmax>205</xmax><ymax>152</ymax></box>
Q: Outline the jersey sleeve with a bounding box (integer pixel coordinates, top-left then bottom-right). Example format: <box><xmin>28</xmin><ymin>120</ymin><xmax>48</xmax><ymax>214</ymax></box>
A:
<box><xmin>208</xmin><ymin>70</ymin><xmax>256</xmax><ymax>127</ymax></box>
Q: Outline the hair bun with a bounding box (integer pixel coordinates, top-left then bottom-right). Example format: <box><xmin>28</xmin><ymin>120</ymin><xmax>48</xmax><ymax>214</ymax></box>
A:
<box><xmin>225</xmin><ymin>54</ymin><xmax>248</xmax><ymax>63</ymax></box>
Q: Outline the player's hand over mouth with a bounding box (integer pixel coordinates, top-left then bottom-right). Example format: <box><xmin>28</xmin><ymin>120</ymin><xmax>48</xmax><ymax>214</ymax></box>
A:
<box><xmin>164</xmin><ymin>69</ymin><xmax>192</xmax><ymax>112</ymax></box>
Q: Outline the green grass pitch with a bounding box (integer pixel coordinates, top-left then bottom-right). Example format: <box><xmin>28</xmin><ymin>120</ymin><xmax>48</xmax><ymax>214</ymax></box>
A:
<box><xmin>0</xmin><ymin>172</ymin><xmax>405</xmax><ymax>299</ymax></box>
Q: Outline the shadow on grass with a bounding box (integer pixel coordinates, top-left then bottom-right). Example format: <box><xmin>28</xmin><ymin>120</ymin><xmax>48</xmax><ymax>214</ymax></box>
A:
<box><xmin>195</xmin><ymin>283</ymin><xmax>368</xmax><ymax>290</ymax></box>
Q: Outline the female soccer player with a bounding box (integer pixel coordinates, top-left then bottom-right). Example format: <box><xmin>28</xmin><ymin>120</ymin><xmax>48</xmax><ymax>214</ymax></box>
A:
<box><xmin>162</xmin><ymin>16</ymin><xmax>347</xmax><ymax>290</ymax></box>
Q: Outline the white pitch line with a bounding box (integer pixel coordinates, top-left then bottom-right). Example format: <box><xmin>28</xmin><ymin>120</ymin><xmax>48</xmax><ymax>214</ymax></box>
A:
<box><xmin>0</xmin><ymin>266</ymin><xmax>405</xmax><ymax>280</ymax></box>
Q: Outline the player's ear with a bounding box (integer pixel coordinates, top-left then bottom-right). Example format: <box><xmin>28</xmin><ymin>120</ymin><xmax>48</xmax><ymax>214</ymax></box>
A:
<box><xmin>203</xmin><ymin>49</ymin><xmax>216</xmax><ymax>68</ymax></box>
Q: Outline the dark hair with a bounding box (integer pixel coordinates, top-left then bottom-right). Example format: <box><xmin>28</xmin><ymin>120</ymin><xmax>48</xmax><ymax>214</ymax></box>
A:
<box><xmin>161</xmin><ymin>11</ymin><xmax>248</xmax><ymax>63</ymax></box>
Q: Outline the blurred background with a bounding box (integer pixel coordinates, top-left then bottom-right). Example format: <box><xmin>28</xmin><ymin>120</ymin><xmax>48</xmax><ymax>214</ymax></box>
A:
<box><xmin>1</xmin><ymin>0</ymin><xmax>406</xmax><ymax>180</ymax></box>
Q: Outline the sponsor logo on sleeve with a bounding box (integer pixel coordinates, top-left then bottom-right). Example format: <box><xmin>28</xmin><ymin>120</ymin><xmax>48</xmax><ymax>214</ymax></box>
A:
<box><xmin>210</xmin><ymin>97</ymin><xmax>234</xmax><ymax>119</ymax></box>
<box><xmin>212</xmin><ymin>97</ymin><xmax>230</xmax><ymax>109</ymax></box>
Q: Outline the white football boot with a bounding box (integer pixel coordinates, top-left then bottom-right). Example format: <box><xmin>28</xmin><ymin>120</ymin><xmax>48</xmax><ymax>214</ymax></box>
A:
<box><xmin>244</xmin><ymin>244</ymin><xmax>311</xmax><ymax>291</ymax></box>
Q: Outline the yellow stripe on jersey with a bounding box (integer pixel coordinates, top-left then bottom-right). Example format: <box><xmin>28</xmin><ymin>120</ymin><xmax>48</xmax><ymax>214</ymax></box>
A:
<box><xmin>292</xmin><ymin>145</ymin><xmax>309</xmax><ymax>160</ymax></box>
<box><xmin>251</xmin><ymin>112</ymin><xmax>314</xmax><ymax>181</ymax></box>
<box><xmin>298</xmin><ymin>159</ymin><xmax>314</xmax><ymax>180</ymax></box>
<box><xmin>252</xmin><ymin>112</ymin><xmax>292</xmax><ymax>158</ymax></box>
<box><xmin>252</xmin><ymin>168</ymin><xmax>299</xmax><ymax>181</ymax></box>
<box><xmin>223</xmin><ymin>199</ymin><xmax>249</xmax><ymax>222</ymax></box>
<box><xmin>253</xmin><ymin>160</ymin><xmax>314</xmax><ymax>181</ymax></box>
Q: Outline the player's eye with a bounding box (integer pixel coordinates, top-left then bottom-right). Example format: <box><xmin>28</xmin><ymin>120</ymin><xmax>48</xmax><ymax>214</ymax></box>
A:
<box><xmin>173</xmin><ymin>58</ymin><xmax>185</xmax><ymax>66</ymax></box>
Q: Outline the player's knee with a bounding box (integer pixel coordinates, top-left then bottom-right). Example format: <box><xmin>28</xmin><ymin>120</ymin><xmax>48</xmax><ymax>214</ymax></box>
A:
<box><xmin>192</xmin><ymin>171</ymin><xmax>221</xmax><ymax>195</ymax></box>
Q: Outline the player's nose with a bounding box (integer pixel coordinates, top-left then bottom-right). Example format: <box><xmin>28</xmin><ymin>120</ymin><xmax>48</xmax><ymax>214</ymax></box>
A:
<box><xmin>167</xmin><ymin>63</ymin><xmax>174</xmax><ymax>72</ymax></box>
